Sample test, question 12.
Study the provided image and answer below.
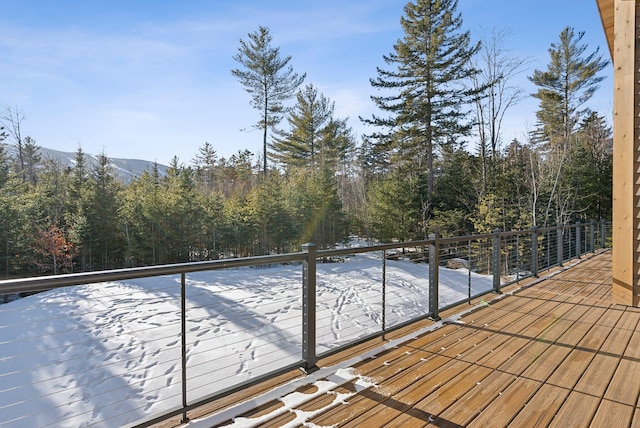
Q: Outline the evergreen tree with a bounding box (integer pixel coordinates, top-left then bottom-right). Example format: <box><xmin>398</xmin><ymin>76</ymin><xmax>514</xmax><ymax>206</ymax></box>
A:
<box><xmin>285</xmin><ymin>167</ymin><xmax>348</xmax><ymax>249</ymax></box>
<box><xmin>530</xmin><ymin>27</ymin><xmax>609</xmax><ymax>146</ymax></box>
<box><xmin>0</xmin><ymin>144</ymin><xmax>9</xmax><ymax>189</ymax></box>
<box><xmin>320</xmin><ymin>117</ymin><xmax>356</xmax><ymax>174</ymax></box>
<box><xmin>272</xmin><ymin>84</ymin><xmax>356</xmax><ymax>174</ymax></box>
<box><xmin>431</xmin><ymin>141</ymin><xmax>478</xmax><ymax>236</ymax></box>
<box><xmin>21</xmin><ymin>136</ymin><xmax>41</xmax><ymax>185</ymax></box>
<box><xmin>83</xmin><ymin>153</ymin><xmax>125</xmax><ymax>270</ymax></box>
<box><xmin>232</xmin><ymin>26</ymin><xmax>306</xmax><ymax>175</ymax></box>
<box><xmin>271</xmin><ymin>84</ymin><xmax>333</xmax><ymax>171</ymax></box>
<box><xmin>363</xmin><ymin>0</ymin><xmax>482</xmax><ymax>204</ymax></box>
<box><xmin>37</xmin><ymin>159</ymin><xmax>73</xmax><ymax>223</ymax></box>
<box><xmin>223</xmin><ymin>193</ymin><xmax>255</xmax><ymax>257</ymax></box>
<box><xmin>569</xmin><ymin>112</ymin><xmax>612</xmax><ymax>221</ymax></box>
<box><xmin>247</xmin><ymin>174</ymin><xmax>296</xmax><ymax>253</ymax></box>
<box><xmin>366</xmin><ymin>171</ymin><xmax>420</xmax><ymax>242</ymax></box>
<box><xmin>0</xmin><ymin>144</ymin><xmax>23</xmax><ymax>277</ymax></box>
<box><xmin>529</xmin><ymin>27</ymin><xmax>609</xmax><ymax>224</ymax></box>
<box><xmin>122</xmin><ymin>167</ymin><xmax>164</xmax><ymax>266</ymax></box>
<box><xmin>192</xmin><ymin>141</ymin><xmax>217</xmax><ymax>190</ymax></box>
<box><xmin>217</xmin><ymin>149</ymin><xmax>257</xmax><ymax>197</ymax></box>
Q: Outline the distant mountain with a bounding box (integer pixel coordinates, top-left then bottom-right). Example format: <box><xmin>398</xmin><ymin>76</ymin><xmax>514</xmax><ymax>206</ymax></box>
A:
<box><xmin>39</xmin><ymin>147</ymin><xmax>169</xmax><ymax>182</ymax></box>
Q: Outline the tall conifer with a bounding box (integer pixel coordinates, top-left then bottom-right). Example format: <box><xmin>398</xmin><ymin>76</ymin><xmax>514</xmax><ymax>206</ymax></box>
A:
<box><xmin>363</xmin><ymin>0</ymin><xmax>482</xmax><ymax>204</ymax></box>
<box><xmin>232</xmin><ymin>26</ymin><xmax>305</xmax><ymax>176</ymax></box>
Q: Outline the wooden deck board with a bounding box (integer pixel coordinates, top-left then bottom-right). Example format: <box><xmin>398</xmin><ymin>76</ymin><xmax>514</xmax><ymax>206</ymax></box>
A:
<box><xmin>590</xmin><ymin>399</ymin><xmax>634</xmax><ymax>427</ymax></box>
<box><xmin>466</xmin><ymin>377</ymin><xmax>542</xmax><ymax>427</ymax></box>
<box><xmin>180</xmin><ymin>251</ymin><xmax>640</xmax><ymax>428</ymax></box>
<box><xmin>425</xmin><ymin>371</ymin><xmax>517</xmax><ymax>427</ymax></box>
<box><xmin>548</xmin><ymin>391</ymin><xmax>601</xmax><ymax>427</ymax></box>
<box><xmin>505</xmin><ymin>384</ymin><xmax>569</xmax><ymax>427</ymax></box>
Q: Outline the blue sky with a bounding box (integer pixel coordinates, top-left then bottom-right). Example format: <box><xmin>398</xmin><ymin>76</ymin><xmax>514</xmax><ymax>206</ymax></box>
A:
<box><xmin>0</xmin><ymin>0</ymin><xmax>611</xmax><ymax>166</ymax></box>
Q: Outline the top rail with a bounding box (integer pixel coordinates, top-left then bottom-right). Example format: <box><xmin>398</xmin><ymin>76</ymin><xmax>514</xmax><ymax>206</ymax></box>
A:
<box><xmin>0</xmin><ymin>252</ymin><xmax>306</xmax><ymax>294</ymax></box>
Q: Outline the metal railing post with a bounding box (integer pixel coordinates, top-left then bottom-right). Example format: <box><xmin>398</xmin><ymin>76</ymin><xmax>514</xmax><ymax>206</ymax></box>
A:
<box><xmin>467</xmin><ymin>239</ymin><xmax>472</xmax><ymax>304</ymax></box>
<box><xmin>516</xmin><ymin>234</ymin><xmax>520</xmax><ymax>281</ymax></box>
<box><xmin>301</xmin><ymin>243</ymin><xmax>318</xmax><ymax>372</ymax></box>
<box><xmin>600</xmin><ymin>219</ymin><xmax>606</xmax><ymax>249</ymax></box>
<box><xmin>493</xmin><ymin>229</ymin><xmax>501</xmax><ymax>294</ymax></box>
<box><xmin>557</xmin><ymin>224</ymin><xmax>564</xmax><ymax>266</ymax></box>
<box><xmin>428</xmin><ymin>232</ymin><xmax>440</xmax><ymax>321</ymax></box>
<box><xmin>180</xmin><ymin>272</ymin><xmax>189</xmax><ymax>423</ymax></box>
<box><xmin>546</xmin><ymin>229</ymin><xmax>551</xmax><ymax>269</ymax></box>
<box><xmin>531</xmin><ymin>227</ymin><xmax>538</xmax><ymax>277</ymax></box>
<box><xmin>590</xmin><ymin>220</ymin><xmax>595</xmax><ymax>252</ymax></box>
<box><xmin>382</xmin><ymin>249</ymin><xmax>387</xmax><ymax>339</ymax></box>
<box><xmin>576</xmin><ymin>222</ymin><xmax>581</xmax><ymax>258</ymax></box>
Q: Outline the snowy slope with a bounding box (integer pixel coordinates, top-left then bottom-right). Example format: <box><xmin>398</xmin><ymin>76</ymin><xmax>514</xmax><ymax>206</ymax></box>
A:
<box><xmin>0</xmin><ymin>248</ymin><xmax>493</xmax><ymax>427</ymax></box>
<box><xmin>39</xmin><ymin>147</ymin><xmax>169</xmax><ymax>183</ymax></box>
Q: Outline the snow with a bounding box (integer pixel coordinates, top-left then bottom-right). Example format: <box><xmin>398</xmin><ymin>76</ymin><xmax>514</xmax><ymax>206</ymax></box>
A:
<box><xmin>0</xmin><ymin>243</ymin><xmax>494</xmax><ymax>427</ymax></box>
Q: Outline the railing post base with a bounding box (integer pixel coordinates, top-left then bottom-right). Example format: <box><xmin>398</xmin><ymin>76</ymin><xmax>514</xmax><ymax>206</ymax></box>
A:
<box><xmin>299</xmin><ymin>365</ymin><xmax>320</xmax><ymax>375</ymax></box>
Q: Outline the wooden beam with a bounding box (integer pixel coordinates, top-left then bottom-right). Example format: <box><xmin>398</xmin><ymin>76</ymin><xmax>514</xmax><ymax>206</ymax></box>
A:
<box><xmin>612</xmin><ymin>0</ymin><xmax>639</xmax><ymax>306</ymax></box>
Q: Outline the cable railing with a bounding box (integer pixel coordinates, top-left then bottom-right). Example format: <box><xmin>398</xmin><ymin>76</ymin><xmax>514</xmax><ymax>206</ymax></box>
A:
<box><xmin>0</xmin><ymin>220</ymin><xmax>611</xmax><ymax>427</ymax></box>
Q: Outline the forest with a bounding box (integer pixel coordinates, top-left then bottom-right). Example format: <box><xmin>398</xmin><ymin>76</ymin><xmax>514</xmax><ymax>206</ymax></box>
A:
<box><xmin>0</xmin><ymin>0</ymin><xmax>612</xmax><ymax>277</ymax></box>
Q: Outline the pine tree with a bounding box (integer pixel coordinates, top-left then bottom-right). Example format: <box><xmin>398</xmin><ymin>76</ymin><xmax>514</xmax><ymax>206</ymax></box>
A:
<box><xmin>272</xmin><ymin>84</ymin><xmax>355</xmax><ymax>174</ymax></box>
<box><xmin>84</xmin><ymin>153</ymin><xmax>125</xmax><ymax>270</ymax></box>
<box><xmin>529</xmin><ymin>27</ymin><xmax>609</xmax><ymax>224</ymax></box>
<box><xmin>21</xmin><ymin>136</ymin><xmax>41</xmax><ymax>185</ymax></box>
<box><xmin>366</xmin><ymin>170</ymin><xmax>422</xmax><ymax>243</ymax></box>
<box><xmin>231</xmin><ymin>26</ymin><xmax>305</xmax><ymax>175</ymax></box>
<box><xmin>192</xmin><ymin>141</ymin><xmax>217</xmax><ymax>190</ymax></box>
<box><xmin>362</xmin><ymin>0</ymin><xmax>482</xmax><ymax>204</ymax></box>
<box><xmin>570</xmin><ymin>112</ymin><xmax>612</xmax><ymax>221</ymax></box>
<box><xmin>0</xmin><ymin>144</ymin><xmax>9</xmax><ymax>189</ymax></box>
<box><xmin>530</xmin><ymin>27</ymin><xmax>609</xmax><ymax>146</ymax></box>
<box><xmin>271</xmin><ymin>84</ymin><xmax>333</xmax><ymax>171</ymax></box>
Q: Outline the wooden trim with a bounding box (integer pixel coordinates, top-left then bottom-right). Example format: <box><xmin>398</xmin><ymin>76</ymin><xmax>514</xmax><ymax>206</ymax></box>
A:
<box><xmin>596</xmin><ymin>0</ymin><xmax>615</xmax><ymax>58</ymax></box>
<box><xmin>612</xmin><ymin>0</ymin><xmax>640</xmax><ymax>306</ymax></box>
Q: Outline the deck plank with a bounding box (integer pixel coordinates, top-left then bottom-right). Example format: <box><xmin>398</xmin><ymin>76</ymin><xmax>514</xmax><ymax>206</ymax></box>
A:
<box><xmin>548</xmin><ymin>391</ymin><xmax>601</xmax><ymax>427</ymax></box>
<box><xmin>466</xmin><ymin>377</ymin><xmax>541</xmax><ymax>427</ymax></box>
<box><xmin>424</xmin><ymin>371</ymin><xmax>517</xmax><ymax>427</ymax></box>
<box><xmin>505</xmin><ymin>384</ymin><xmax>569</xmax><ymax>427</ymax></box>
<box><xmin>590</xmin><ymin>399</ymin><xmax>634</xmax><ymax>427</ymax></box>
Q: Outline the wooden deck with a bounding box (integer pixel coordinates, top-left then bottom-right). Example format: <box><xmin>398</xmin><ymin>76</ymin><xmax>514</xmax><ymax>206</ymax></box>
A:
<box><xmin>167</xmin><ymin>250</ymin><xmax>640</xmax><ymax>427</ymax></box>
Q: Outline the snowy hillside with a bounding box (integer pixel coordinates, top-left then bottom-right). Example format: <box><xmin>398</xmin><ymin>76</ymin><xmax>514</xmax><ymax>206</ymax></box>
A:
<box><xmin>39</xmin><ymin>147</ymin><xmax>169</xmax><ymax>182</ymax></box>
<box><xmin>0</xmin><ymin>248</ymin><xmax>493</xmax><ymax>427</ymax></box>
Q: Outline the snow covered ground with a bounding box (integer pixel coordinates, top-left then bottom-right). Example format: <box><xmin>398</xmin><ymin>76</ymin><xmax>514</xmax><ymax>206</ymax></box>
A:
<box><xmin>0</xmin><ymin>243</ymin><xmax>493</xmax><ymax>427</ymax></box>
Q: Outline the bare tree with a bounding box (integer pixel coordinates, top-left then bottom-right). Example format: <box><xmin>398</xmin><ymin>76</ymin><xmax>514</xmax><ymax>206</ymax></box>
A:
<box><xmin>0</xmin><ymin>107</ymin><xmax>26</xmax><ymax>181</ymax></box>
<box><xmin>471</xmin><ymin>28</ymin><xmax>528</xmax><ymax>196</ymax></box>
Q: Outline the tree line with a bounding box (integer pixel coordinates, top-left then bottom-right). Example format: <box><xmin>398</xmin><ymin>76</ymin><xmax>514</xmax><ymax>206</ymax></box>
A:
<box><xmin>0</xmin><ymin>0</ymin><xmax>612</xmax><ymax>278</ymax></box>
